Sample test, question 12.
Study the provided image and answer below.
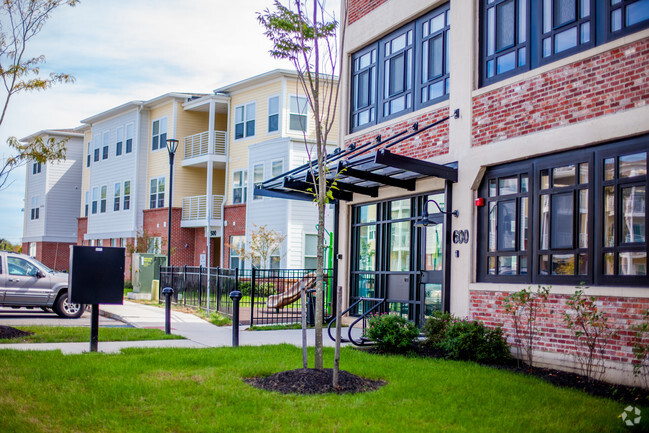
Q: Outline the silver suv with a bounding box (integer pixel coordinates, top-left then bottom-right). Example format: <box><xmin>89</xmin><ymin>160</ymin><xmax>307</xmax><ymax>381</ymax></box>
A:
<box><xmin>0</xmin><ymin>251</ymin><xmax>85</xmax><ymax>318</ymax></box>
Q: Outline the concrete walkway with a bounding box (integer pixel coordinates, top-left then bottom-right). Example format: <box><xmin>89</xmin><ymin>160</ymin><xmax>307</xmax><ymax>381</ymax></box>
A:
<box><xmin>0</xmin><ymin>301</ymin><xmax>356</xmax><ymax>354</ymax></box>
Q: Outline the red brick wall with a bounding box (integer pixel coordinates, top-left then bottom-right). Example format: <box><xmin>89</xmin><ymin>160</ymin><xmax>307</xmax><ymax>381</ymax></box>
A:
<box><xmin>344</xmin><ymin>106</ymin><xmax>450</xmax><ymax>159</ymax></box>
<box><xmin>223</xmin><ymin>204</ymin><xmax>246</xmax><ymax>268</ymax></box>
<box><xmin>470</xmin><ymin>290</ymin><xmax>647</xmax><ymax>365</ymax></box>
<box><xmin>142</xmin><ymin>207</ymin><xmax>197</xmax><ymax>266</ymax></box>
<box><xmin>21</xmin><ymin>241</ymin><xmax>73</xmax><ymax>271</ymax></box>
<box><xmin>473</xmin><ymin>38</ymin><xmax>649</xmax><ymax>147</ymax></box>
<box><xmin>77</xmin><ymin>217</ymin><xmax>87</xmax><ymax>245</ymax></box>
<box><xmin>349</xmin><ymin>0</ymin><xmax>390</xmax><ymax>24</ymax></box>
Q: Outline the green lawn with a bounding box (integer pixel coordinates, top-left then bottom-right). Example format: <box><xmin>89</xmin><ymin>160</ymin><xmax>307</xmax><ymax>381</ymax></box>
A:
<box><xmin>0</xmin><ymin>345</ymin><xmax>642</xmax><ymax>432</ymax></box>
<box><xmin>0</xmin><ymin>326</ymin><xmax>184</xmax><ymax>344</ymax></box>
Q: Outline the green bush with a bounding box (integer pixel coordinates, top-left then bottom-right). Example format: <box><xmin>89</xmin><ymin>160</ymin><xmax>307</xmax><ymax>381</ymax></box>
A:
<box><xmin>238</xmin><ymin>282</ymin><xmax>251</xmax><ymax>297</ymax></box>
<box><xmin>365</xmin><ymin>313</ymin><xmax>420</xmax><ymax>352</ymax></box>
<box><xmin>423</xmin><ymin>311</ymin><xmax>453</xmax><ymax>344</ymax></box>
<box><xmin>436</xmin><ymin>318</ymin><xmax>511</xmax><ymax>364</ymax></box>
<box><xmin>209</xmin><ymin>311</ymin><xmax>232</xmax><ymax>327</ymax></box>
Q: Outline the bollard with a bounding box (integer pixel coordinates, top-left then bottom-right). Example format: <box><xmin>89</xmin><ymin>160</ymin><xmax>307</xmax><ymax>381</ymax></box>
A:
<box><xmin>162</xmin><ymin>287</ymin><xmax>174</xmax><ymax>335</ymax></box>
<box><xmin>230</xmin><ymin>290</ymin><xmax>242</xmax><ymax>347</ymax></box>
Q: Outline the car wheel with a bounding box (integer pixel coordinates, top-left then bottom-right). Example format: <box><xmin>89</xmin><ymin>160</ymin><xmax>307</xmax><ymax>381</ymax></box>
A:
<box><xmin>55</xmin><ymin>292</ymin><xmax>85</xmax><ymax>319</ymax></box>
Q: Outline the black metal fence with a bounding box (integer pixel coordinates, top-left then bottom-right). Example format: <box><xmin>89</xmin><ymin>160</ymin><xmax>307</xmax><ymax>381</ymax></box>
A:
<box><xmin>159</xmin><ymin>266</ymin><xmax>334</xmax><ymax>326</ymax></box>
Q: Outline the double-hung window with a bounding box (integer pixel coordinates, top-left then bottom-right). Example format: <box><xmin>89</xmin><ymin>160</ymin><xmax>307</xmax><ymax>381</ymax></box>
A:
<box><xmin>478</xmin><ymin>136</ymin><xmax>648</xmax><ymax>286</ymax></box>
<box><xmin>151</xmin><ymin>118</ymin><xmax>168</xmax><ymax>151</ymax></box>
<box><xmin>100</xmin><ymin>185</ymin><xmax>107</xmax><ymax>213</ymax></box>
<box><xmin>86</xmin><ymin>142</ymin><xmax>91</xmax><ymax>167</ymax></box>
<box><xmin>150</xmin><ymin>177</ymin><xmax>165</xmax><ymax>209</ymax></box>
<box><xmin>93</xmin><ymin>136</ymin><xmax>100</xmax><ymax>162</ymax></box>
<box><xmin>114</xmin><ymin>183</ymin><xmax>121</xmax><ymax>211</ymax></box>
<box><xmin>268</xmin><ymin>96</ymin><xmax>279</xmax><ymax>133</ymax></box>
<box><xmin>232</xmin><ymin>170</ymin><xmax>248</xmax><ymax>204</ymax></box>
<box><xmin>116</xmin><ymin>127</ymin><xmax>124</xmax><ymax>156</ymax></box>
<box><xmin>32</xmin><ymin>162</ymin><xmax>42</xmax><ymax>174</ymax></box>
<box><xmin>92</xmin><ymin>187</ymin><xmax>98</xmax><ymax>214</ymax></box>
<box><xmin>85</xmin><ymin>191</ymin><xmax>89</xmax><ymax>217</ymax></box>
<box><xmin>30</xmin><ymin>196</ymin><xmax>40</xmax><ymax>220</ymax></box>
<box><xmin>125</xmin><ymin>123</ymin><xmax>134</xmax><ymax>153</ymax></box>
<box><xmin>123</xmin><ymin>181</ymin><xmax>131</xmax><ymax>210</ymax></box>
<box><xmin>235</xmin><ymin>103</ymin><xmax>255</xmax><ymax>139</ymax></box>
<box><xmin>271</xmin><ymin>160</ymin><xmax>284</xmax><ymax>178</ymax></box>
<box><xmin>289</xmin><ymin>96</ymin><xmax>308</xmax><ymax>132</ymax></box>
<box><xmin>304</xmin><ymin>234</ymin><xmax>318</xmax><ymax>269</ymax></box>
<box><xmin>229</xmin><ymin>235</ymin><xmax>244</xmax><ymax>269</ymax></box>
<box><xmin>102</xmin><ymin>132</ymin><xmax>109</xmax><ymax>160</ymax></box>
<box><xmin>349</xmin><ymin>3</ymin><xmax>450</xmax><ymax>132</ymax></box>
<box><xmin>253</xmin><ymin>164</ymin><xmax>264</xmax><ymax>200</ymax></box>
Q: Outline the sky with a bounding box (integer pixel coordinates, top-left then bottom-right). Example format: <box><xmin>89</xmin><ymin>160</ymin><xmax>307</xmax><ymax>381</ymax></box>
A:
<box><xmin>0</xmin><ymin>0</ymin><xmax>332</xmax><ymax>244</ymax></box>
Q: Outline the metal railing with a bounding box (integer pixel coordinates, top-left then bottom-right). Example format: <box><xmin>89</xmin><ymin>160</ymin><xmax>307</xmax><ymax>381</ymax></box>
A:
<box><xmin>183</xmin><ymin>130</ymin><xmax>227</xmax><ymax>159</ymax></box>
<box><xmin>181</xmin><ymin>195</ymin><xmax>224</xmax><ymax>221</ymax></box>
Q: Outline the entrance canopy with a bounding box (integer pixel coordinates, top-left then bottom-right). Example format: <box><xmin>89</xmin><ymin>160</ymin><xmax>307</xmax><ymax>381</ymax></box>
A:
<box><xmin>256</xmin><ymin>114</ymin><xmax>458</xmax><ymax>202</ymax></box>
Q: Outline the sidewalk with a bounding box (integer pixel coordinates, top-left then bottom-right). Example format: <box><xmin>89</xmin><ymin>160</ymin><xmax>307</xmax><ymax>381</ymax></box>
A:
<box><xmin>0</xmin><ymin>301</ymin><xmax>355</xmax><ymax>354</ymax></box>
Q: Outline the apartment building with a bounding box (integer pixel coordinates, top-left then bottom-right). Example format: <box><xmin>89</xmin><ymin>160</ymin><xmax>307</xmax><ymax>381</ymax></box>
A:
<box><xmin>261</xmin><ymin>0</ymin><xmax>648</xmax><ymax>384</ymax></box>
<box><xmin>21</xmin><ymin>129</ymin><xmax>84</xmax><ymax>271</ymax></box>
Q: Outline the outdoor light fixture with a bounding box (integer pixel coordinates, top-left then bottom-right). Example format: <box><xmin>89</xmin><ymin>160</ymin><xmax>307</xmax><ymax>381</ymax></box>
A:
<box><xmin>414</xmin><ymin>199</ymin><xmax>459</xmax><ymax>227</ymax></box>
<box><xmin>166</xmin><ymin>139</ymin><xmax>179</xmax><ymax>267</ymax></box>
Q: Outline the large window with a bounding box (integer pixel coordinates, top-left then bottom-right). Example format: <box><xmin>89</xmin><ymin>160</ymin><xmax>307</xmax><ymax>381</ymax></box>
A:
<box><xmin>235</xmin><ymin>103</ymin><xmax>255</xmax><ymax>139</ymax></box>
<box><xmin>289</xmin><ymin>95</ymin><xmax>308</xmax><ymax>132</ymax></box>
<box><xmin>350</xmin><ymin>4</ymin><xmax>450</xmax><ymax>132</ymax></box>
<box><xmin>100</xmin><ymin>185</ymin><xmax>107</xmax><ymax>213</ymax></box>
<box><xmin>92</xmin><ymin>187</ymin><xmax>98</xmax><ymax>214</ymax></box>
<box><xmin>481</xmin><ymin>0</ymin><xmax>649</xmax><ymax>85</ymax></box>
<box><xmin>30</xmin><ymin>196</ymin><xmax>40</xmax><ymax>220</ymax></box>
<box><xmin>114</xmin><ymin>183</ymin><xmax>121</xmax><ymax>211</ymax></box>
<box><xmin>102</xmin><ymin>131</ymin><xmax>110</xmax><ymax>160</ymax></box>
<box><xmin>125</xmin><ymin>123</ymin><xmax>134</xmax><ymax>154</ymax></box>
<box><xmin>123</xmin><ymin>181</ymin><xmax>131</xmax><ymax>210</ymax></box>
<box><xmin>93</xmin><ymin>135</ymin><xmax>100</xmax><ymax>162</ymax></box>
<box><xmin>268</xmin><ymin>96</ymin><xmax>279</xmax><ymax>133</ymax></box>
<box><xmin>229</xmin><ymin>235</ymin><xmax>244</xmax><ymax>269</ymax></box>
<box><xmin>150</xmin><ymin>177</ymin><xmax>165</xmax><ymax>209</ymax></box>
<box><xmin>304</xmin><ymin>234</ymin><xmax>318</xmax><ymax>269</ymax></box>
<box><xmin>478</xmin><ymin>136</ymin><xmax>648</xmax><ymax>286</ymax></box>
<box><xmin>151</xmin><ymin>118</ymin><xmax>168</xmax><ymax>151</ymax></box>
<box><xmin>116</xmin><ymin>127</ymin><xmax>124</xmax><ymax>156</ymax></box>
<box><xmin>232</xmin><ymin>170</ymin><xmax>247</xmax><ymax>204</ymax></box>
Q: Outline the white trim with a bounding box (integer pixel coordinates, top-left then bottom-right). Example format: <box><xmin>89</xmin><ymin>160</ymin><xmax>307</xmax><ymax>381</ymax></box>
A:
<box><xmin>288</xmin><ymin>94</ymin><xmax>309</xmax><ymax>134</ymax></box>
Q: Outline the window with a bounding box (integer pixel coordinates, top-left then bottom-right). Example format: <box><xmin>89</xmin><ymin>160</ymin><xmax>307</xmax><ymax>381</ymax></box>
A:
<box><xmin>151</xmin><ymin>118</ymin><xmax>168</xmax><ymax>151</ymax></box>
<box><xmin>304</xmin><ymin>234</ymin><xmax>318</xmax><ymax>269</ymax></box>
<box><xmin>114</xmin><ymin>183</ymin><xmax>121</xmax><ymax>211</ymax></box>
<box><xmin>150</xmin><ymin>177</ymin><xmax>165</xmax><ymax>209</ymax></box>
<box><xmin>234</xmin><ymin>103</ymin><xmax>255</xmax><ymax>139</ymax></box>
<box><xmin>7</xmin><ymin>256</ymin><xmax>39</xmax><ymax>276</ymax></box>
<box><xmin>123</xmin><ymin>181</ymin><xmax>131</xmax><ymax>210</ymax></box>
<box><xmin>87</xmin><ymin>142</ymin><xmax>91</xmax><ymax>167</ymax></box>
<box><xmin>147</xmin><ymin>237</ymin><xmax>162</xmax><ymax>254</ymax></box>
<box><xmin>85</xmin><ymin>191</ymin><xmax>89</xmax><ymax>217</ymax></box>
<box><xmin>29</xmin><ymin>242</ymin><xmax>36</xmax><ymax>257</ymax></box>
<box><xmin>102</xmin><ymin>131</ymin><xmax>109</xmax><ymax>160</ymax></box>
<box><xmin>271</xmin><ymin>160</ymin><xmax>284</xmax><ymax>178</ymax></box>
<box><xmin>270</xmin><ymin>251</ymin><xmax>281</xmax><ymax>270</ymax></box>
<box><xmin>349</xmin><ymin>3</ymin><xmax>450</xmax><ymax>132</ymax></box>
<box><xmin>32</xmin><ymin>162</ymin><xmax>42</xmax><ymax>174</ymax></box>
<box><xmin>116</xmin><ymin>127</ymin><xmax>124</xmax><ymax>156</ymax></box>
<box><xmin>100</xmin><ymin>185</ymin><xmax>107</xmax><ymax>213</ymax></box>
<box><xmin>92</xmin><ymin>187</ymin><xmax>98</xmax><ymax>214</ymax></box>
<box><xmin>125</xmin><ymin>123</ymin><xmax>134</xmax><ymax>153</ymax></box>
<box><xmin>111</xmin><ymin>238</ymin><xmax>117</xmax><ymax>247</ymax></box>
<box><xmin>289</xmin><ymin>96</ymin><xmax>308</xmax><ymax>132</ymax></box>
<box><xmin>252</xmin><ymin>164</ymin><xmax>264</xmax><ymax>200</ymax></box>
<box><xmin>232</xmin><ymin>170</ymin><xmax>247</xmax><ymax>204</ymax></box>
<box><xmin>93</xmin><ymin>135</ymin><xmax>100</xmax><ymax>162</ymax></box>
<box><xmin>481</xmin><ymin>0</ymin><xmax>649</xmax><ymax>85</ymax></box>
<box><xmin>268</xmin><ymin>96</ymin><xmax>279</xmax><ymax>133</ymax></box>
<box><xmin>229</xmin><ymin>235</ymin><xmax>244</xmax><ymax>269</ymax></box>
<box><xmin>30</xmin><ymin>196</ymin><xmax>40</xmax><ymax>220</ymax></box>
<box><xmin>478</xmin><ymin>136</ymin><xmax>648</xmax><ymax>286</ymax></box>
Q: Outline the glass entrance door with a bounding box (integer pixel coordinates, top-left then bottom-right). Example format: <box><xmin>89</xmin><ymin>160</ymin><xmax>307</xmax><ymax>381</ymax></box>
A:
<box><xmin>418</xmin><ymin>193</ymin><xmax>445</xmax><ymax>321</ymax></box>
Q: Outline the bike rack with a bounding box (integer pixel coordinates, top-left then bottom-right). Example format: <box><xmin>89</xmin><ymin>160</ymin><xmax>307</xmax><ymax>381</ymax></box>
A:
<box><xmin>327</xmin><ymin>297</ymin><xmax>386</xmax><ymax>346</ymax></box>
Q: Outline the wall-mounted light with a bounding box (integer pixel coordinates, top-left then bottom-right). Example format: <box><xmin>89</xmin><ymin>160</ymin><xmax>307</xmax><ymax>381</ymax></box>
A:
<box><xmin>414</xmin><ymin>199</ymin><xmax>459</xmax><ymax>227</ymax></box>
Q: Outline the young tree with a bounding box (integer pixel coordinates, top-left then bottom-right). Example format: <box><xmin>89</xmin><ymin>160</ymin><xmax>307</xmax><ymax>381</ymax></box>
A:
<box><xmin>258</xmin><ymin>0</ymin><xmax>346</xmax><ymax>371</ymax></box>
<box><xmin>227</xmin><ymin>224</ymin><xmax>286</xmax><ymax>269</ymax></box>
<box><xmin>0</xmin><ymin>0</ymin><xmax>77</xmax><ymax>190</ymax></box>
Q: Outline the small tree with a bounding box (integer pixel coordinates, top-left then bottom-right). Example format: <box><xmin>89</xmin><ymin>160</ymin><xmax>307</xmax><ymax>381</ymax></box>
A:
<box><xmin>227</xmin><ymin>224</ymin><xmax>286</xmax><ymax>269</ymax></box>
<box><xmin>0</xmin><ymin>0</ymin><xmax>77</xmax><ymax>190</ymax></box>
<box><xmin>259</xmin><ymin>0</ymin><xmax>346</xmax><ymax>373</ymax></box>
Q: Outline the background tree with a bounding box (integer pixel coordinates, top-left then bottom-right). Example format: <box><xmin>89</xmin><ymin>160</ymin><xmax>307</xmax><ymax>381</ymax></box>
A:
<box><xmin>0</xmin><ymin>0</ymin><xmax>77</xmax><ymax>190</ymax></box>
<box><xmin>227</xmin><ymin>224</ymin><xmax>286</xmax><ymax>269</ymax></box>
<box><xmin>259</xmin><ymin>0</ymin><xmax>346</xmax><ymax>372</ymax></box>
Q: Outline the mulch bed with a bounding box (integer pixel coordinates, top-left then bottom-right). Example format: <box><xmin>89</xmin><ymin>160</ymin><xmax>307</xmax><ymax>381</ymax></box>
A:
<box><xmin>244</xmin><ymin>368</ymin><xmax>386</xmax><ymax>394</ymax></box>
<box><xmin>0</xmin><ymin>325</ymin><xmax>32</xmax><ymax>340</ymax></box>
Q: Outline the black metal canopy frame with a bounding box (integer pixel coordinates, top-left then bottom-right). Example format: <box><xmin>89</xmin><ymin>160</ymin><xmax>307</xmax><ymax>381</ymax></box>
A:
<box><xmin>256</xmin><ymin>113</ymin><xmax>458</xmax><ymax>202</ymax></box>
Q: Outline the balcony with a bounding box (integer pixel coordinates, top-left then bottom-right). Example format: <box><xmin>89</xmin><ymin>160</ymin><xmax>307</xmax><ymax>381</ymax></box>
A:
<box><xmin>182</xmin><ymin>130</ymin><xmax>227</xmax><ymax>168</ymax></box>
<box><xmin>181</xmin><ymin>194</ymin><xmax>224</xmax><ymax>229</ymax></box>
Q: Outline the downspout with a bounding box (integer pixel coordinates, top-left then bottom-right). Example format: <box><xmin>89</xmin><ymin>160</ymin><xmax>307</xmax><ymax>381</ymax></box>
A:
<box><xmin>133</xmin><ymin>103</ymin><xmax>144</xmax><ymax>251</ymax></box>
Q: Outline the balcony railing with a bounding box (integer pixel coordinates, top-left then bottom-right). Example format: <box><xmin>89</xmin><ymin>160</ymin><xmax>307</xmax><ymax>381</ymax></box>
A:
<box><xmin>181</xmin><ymin>195</ymin><xmax>224</xmax><ymax>221</ymax></box>
<box><xmin>184</xmin><ymin>130</ymin><xmax>227</xmax><ymax>160</ymax></box>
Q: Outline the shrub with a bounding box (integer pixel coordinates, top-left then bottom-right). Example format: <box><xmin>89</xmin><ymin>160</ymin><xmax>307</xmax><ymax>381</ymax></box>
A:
<box><xmin>365</xmin><ymin>313</ymin><xmax>420</xmax><ymax>352</ymax></box>
<box><xmin>632</xmin><ymin>309</ymin><xmax>649</xmax><ymax>389</ymax></box>
<box><xmin>436</xmin><ymin>318</ymin><xmax>511</xmax><ymax>364</ymax></box>
<box><xmin>423</xmin><ymin>311</ymin><xmax>453</xmax><ymax>344</ymax></box>
<box><xmin>209</xmin><ymin>311</ymin><xmax>232</xmax><ymax>327</ymax></box>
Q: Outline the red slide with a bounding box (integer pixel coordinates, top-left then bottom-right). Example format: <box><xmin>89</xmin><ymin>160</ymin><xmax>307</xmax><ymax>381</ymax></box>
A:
<box><xmin>267</xmin><ymin>274</ymin><xmax>317</xmax><ymax>310</ymax></box>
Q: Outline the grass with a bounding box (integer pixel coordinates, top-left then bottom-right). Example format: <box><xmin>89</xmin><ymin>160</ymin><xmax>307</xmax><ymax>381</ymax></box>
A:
<box><xmin>0</xmin><ymin>345</ymin><xmax>643</xmax><ymax>432</ymax></box>
<box><xmin>248</xmin><ymin>323</ymin><xmax>303</xmax><ymax>331</ymax></box>
<box><xmin>0</xmin><ymin>326</ymin><xmax>184</xmax><ymax>344</ymax></box>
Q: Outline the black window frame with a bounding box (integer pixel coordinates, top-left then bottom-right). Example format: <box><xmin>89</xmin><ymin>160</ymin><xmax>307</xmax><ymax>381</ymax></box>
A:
<box><xmin>478</xmin><ymin>135</ymin><xmax>648</xmax><ymax>287</ymax></box>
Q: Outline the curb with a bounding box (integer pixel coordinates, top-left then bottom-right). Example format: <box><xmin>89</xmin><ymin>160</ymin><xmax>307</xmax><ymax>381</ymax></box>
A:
<box><xmin>98</xmin><ymin>309</ymin><xmax>138</xmax><ymax>328</ymax></box>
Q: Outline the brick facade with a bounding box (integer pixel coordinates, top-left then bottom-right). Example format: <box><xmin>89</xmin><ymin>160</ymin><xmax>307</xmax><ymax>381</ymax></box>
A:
<box><xmin>349</xmin><ymin>0</ymin><xmax>390</xmax><ymax>24</ymax></box>
<box><xmin>344</xmin><ymin>105</ymin><xmax>450</xmax><ymax>159</ymax></box>
<box><xmin>21</xmin><ymin>241</ymin><xmax>74</xmax><ymax>271</ymax></box>
<box><xmin>473</xmin><ymin>38</ymin><xmax>649</xmax><ymax>148</ymax></box>
<box><xmin>142</xmin><ymin>207</ymin><xmax>198</xmax><ymax>266</ymax></box>
<box><xmin>223</xmin><ymin>204</ymin><xmax>246</xmax><ymax>268</ymax></box>
<box><xmin>470</xmin><ymin>290</ymin><xmax>647</xmax><ymax>366</ymax></box>
<box><xmin>77</xmin><ymin>217</ymin><xmax>87</xmax><ymax>245</ymax></box>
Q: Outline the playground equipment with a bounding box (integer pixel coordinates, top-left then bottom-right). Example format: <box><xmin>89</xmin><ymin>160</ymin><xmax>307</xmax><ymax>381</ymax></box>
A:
<box><xmin>266</xmin><ymin>273</ymin><xmax>317</xmax><ymax>310</ymax></box>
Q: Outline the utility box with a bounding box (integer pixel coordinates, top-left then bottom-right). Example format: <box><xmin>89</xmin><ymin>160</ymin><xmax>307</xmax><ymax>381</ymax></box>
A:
<box><xmin>69</xmin><ymin>246</ymin><xmax>125</xmax><ymax>305</ymax></box>
<box><xmin>132</xmin><ymin>253</ymin><xmax>167</xmax><ymax>297</ymax></box>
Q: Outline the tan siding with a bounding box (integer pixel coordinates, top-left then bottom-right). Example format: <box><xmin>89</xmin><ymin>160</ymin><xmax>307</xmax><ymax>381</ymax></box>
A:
<box><xmin>146</xmin><ymin>102</ymin><xmax>174</xmax><ymax>203</ymax></box>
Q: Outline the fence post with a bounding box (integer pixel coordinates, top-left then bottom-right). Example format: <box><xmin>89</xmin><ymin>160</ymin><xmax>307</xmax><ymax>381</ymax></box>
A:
<box><xmin>215</xmin><ymin>266</ymin><xmax>221</xmax><ymax>312</ymax></box>
<box><xmin>183</xmin><ymin>265</ymin><xmax>187</xmax><ymax>305</ymax></box>
<box><xmin>301</xmin><ymin>279</ymin><xmax>307</xmax><ymax>368</ymax></box>
<box><xmin>198</xmin><ymin>265</ymin><xmax>203</xmax><ymax>308</ymax></box>
<box><xmin>250</xmin><ymin>267</ymin><xmax>256</xmax><ymax>326</ymax></box>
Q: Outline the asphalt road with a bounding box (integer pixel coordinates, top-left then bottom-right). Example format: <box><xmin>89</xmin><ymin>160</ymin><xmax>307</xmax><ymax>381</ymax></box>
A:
<box><xmin>0</xmin><ymin>306</ymin><xmax>128</xmax><ymax>327</ymax></box>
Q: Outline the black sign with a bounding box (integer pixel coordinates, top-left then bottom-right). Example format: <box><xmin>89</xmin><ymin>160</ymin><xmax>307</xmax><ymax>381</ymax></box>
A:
<box><xmin>69</xmin><ymin>246</ymin><xmax>125</xmax><ymax>305</ymax></box>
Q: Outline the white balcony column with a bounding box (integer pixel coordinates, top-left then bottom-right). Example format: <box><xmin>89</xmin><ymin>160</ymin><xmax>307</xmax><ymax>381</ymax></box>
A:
<box><xmin>205</xmin><ymin>100</ymin><xmax>215</xmax><ymax>312</ymax></box>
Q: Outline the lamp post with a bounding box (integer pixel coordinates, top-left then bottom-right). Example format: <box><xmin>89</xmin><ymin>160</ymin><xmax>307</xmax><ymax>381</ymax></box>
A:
<box><xmin>166</xmin><ymin>139</ymin><xmax>179</xmax><ymax>267</ymax></box>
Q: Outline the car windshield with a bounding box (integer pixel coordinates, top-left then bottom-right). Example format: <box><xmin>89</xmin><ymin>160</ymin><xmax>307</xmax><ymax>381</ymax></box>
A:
<box><xmin>28</xmin><ymin>256</ymin><xmax>54</xmax><ymax>273</ymax></box>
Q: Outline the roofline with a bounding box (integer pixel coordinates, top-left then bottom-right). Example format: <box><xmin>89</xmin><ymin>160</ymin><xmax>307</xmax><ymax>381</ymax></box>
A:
<box><xmin>20</xmin><ymin>129</ymin><xmax>84</xmax><ymax>142</ymax></box>
<box><xmin>213</xmin><ymin>69</ymin><xmax>303</xmax><ymax>94</ymax></box>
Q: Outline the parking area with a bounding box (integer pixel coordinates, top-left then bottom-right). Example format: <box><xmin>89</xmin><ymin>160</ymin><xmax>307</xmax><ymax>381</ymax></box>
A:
<box><xmin>0</xmin><ymin>307</ymin><xmax>128</xmax><ymax>327</ymax></box>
